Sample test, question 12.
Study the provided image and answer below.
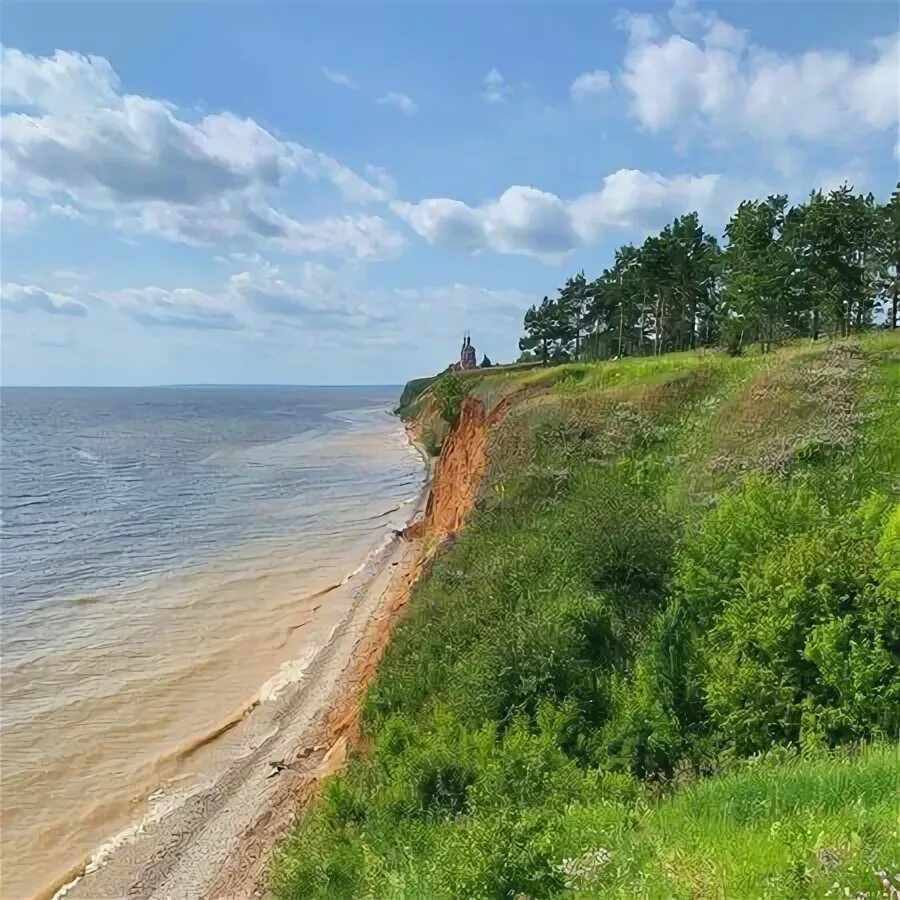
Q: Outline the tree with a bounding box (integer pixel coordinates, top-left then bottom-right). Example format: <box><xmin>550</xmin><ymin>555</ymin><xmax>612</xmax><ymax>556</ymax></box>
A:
<box><xmin>519</xmin><ymin>297</ymin><xmax>557</xmax><ymax>365</ymax></box>
<box><xmin>583</xmin><ymin>269</ymin><xmax>616</xmax><ymax>360</ymax></box>
<box><xmin>480</xmin><ymin>354</ymin><xmax>493</xmax><ymax>368</ymax></box>
<box><xmin>874</xmin><ymin>184</ymin><xmax>900</xmax><ymax>329</ymax></box>
<box><xmin>787</xmin><ymin>185</ymin><xmax>882</xmax><ymax>338</ymax></box>
<box><xmin>558</xmin><ymin>271</ymin><xmax>589</xmax><ymax>360</ymax></box>
<box><xmin>720</xmin><ymin>196</ymin><xmax>795</xmax><ymax>352</ymax></box>
<box><xmin>517</xmin><ymin>182</ymin><xmax>892</xmax><ymax>362</ymax></box>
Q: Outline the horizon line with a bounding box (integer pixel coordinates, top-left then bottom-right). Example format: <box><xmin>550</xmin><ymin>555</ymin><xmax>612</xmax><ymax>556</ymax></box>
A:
<box><xmin>1</xmin><ymin>382</ymin><xmax>407</xmax><ymax>390</ymax></box>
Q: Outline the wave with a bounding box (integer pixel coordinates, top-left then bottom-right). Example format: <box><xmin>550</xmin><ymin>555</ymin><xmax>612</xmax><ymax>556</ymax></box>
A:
<box><xmin>3</xmin><ymin>496</ymin><xmax>51</xmax><ymax>511</ymax></box>
<box><xmin>341</xmin><ymin>529</ymin><xmax>399</xmax><ymax>585</ymax></box>
<box><xmin>154</xmin><ymin>696</ymin><xmax>262</xmax><ymax>769</ymax></box>
<box><xmin>366</xmin><ymin>502</ymin><xmax>404</xmax><ymax>523</ymax></box>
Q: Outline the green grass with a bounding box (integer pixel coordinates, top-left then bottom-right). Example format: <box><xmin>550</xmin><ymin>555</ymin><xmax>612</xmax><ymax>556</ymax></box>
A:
<box><xmin>272</xmin><ymin>335</ymin><xmax>900</xmax><ymax>899</ymax></box>
<box><xmin>580</xmin><ymin>745</ymin><xmax>900</xmax><ymax>899</ymax></box>
<box><xmin>395</xmin><ymin>374</ymin><xmax>440</xmax><ymax>421</ymax></box>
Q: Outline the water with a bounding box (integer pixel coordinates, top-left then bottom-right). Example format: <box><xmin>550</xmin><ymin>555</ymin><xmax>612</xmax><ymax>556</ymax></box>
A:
<box><xmin>0</xmin><ymin>386</ymin><xmax>425</xmax><ymax>898</ymax></box>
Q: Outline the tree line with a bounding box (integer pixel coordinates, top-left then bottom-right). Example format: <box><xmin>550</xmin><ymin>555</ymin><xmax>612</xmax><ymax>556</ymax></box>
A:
<box><xmin>519</xmin><ymin>183</ymin><xmax>900</xmax><ymax>362</ymax></box>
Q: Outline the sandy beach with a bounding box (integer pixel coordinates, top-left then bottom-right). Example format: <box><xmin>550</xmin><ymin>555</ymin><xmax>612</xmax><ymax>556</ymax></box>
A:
<box><xmin>51</xmin><ymin>490</ymin><xmax>428</xmax><ymax>900</ymax></box>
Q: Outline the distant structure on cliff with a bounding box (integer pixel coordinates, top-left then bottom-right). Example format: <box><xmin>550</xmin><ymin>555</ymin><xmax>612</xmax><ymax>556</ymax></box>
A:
<box><xmin>452</xmin><ymin>332</ymin><xmax>478</xmax><ymax>371</ymax></box>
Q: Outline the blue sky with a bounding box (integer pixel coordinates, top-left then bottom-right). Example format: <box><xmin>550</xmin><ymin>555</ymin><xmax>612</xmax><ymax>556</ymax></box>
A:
<box><xmin>2</xmin><ymin>0</ymin><xmax>898</xmax><ymax>385</ymax></box>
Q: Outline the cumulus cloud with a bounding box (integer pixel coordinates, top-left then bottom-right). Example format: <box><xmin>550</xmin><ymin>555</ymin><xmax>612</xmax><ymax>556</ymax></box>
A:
<box><xmin>299</xmin><ymin>148</ymin><xmax>392</xmax><ymax>203</ymax></box>
<box><xmin>96</xmin><ymin>258</ymin><xmax>391</xmax><ymax>334</ymax></box>
<box><xmin>321</xmin><ymin>66</ymin><xmax>357</xmax><ymax>90</ymax></box>
<box><xmin>392</xmin><ymin>185</ymin><xmax>581</xmax><ymax>259</ymax></box>
<box><xmin>3</xmin><ymin>99</ymin><xmax>295</xmax><ymax>205</ymax></box>
<box><xmin>1</xmin><ymin>47</ymin><xmax>400</xmax><ymax>259</ymax></box>
<box><xmin>1</xmin><ymin>48</ymin><xmax>119</xmax><ymax>111</ymax></box>
<box><xmin>482</xmin><ymin>68</ymin><xmax>510</xmax><ymax>104</ymax></box>
<box><xmin>570</xmin><ymin>70</ymin><xmax>612</xmax><ymax>101</ymax></box>
<box><xmin>377</xmin><ymin>92</ymin><xmax>418</xmax><ymax>115</ymax></box>
<box><xmin>1</xmin><ymin>282</ymin><xmax>88</xmax><ymax>316</ymax></box>
<box><xmin>102</xmin><ymin>286</ymin><xmax>244</xmax><ymax>330</ymax></box>
<box><xmin>620</xmin><ymin>3</ymin><xmax>899</xmax><ymax>146</ymax></box>
<box><xmin>393</xmin><ymin>167</ymin><xmax>748</xmax><ymax>259</ymax></box>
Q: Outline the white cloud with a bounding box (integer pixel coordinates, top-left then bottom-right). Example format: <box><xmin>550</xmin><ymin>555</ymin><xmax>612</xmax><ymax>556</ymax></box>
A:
<box><xmin>91</xmin><ymin>259</ymin><xmax>533</xmax><ymax>344</ymax></box>
<box><xmin>1</xmin><ymin>282</ymin><xmax>88</xmax><ymax>317</ymax></box>
<box><xmin>1</xmin><ymin>48</ymin><xmax>119</xmax><ymax>112</ymax></box>
<box><xmin>482</xmin><ymin>68</ymin><xmax>510</xmax><ymax>104</ymax></box>
<box><xmin>102</xmin><ymin>286</ymin><xmax>244</xmax><ymax>330</ymax></box>
<box><xmin>394</xmin><ymin>284</ymin><xmax>533</xmax><ymax>329</ymax></box>
<box><xmin>392</xmin><ymin>197</ymin><xmax>490</xmax><ymax>253</ymax></box>
<box><xmin>321</xmin><ymin>66</ymin><xmax>357</xmax><ymax>90</ymax></box>
<box><xmin>228</xmin><ymin>262</ymin><xmax>391</xmax><ymax>329</ymax></box>
<box><xmin>620</xmin><ymin>4</ymin><xmax>899</xmax><ymax>147</ymax></box>
<box><xmin>3</xmin><ymin>99</ymin><xmax>296</xmax><ymax>205</ymax></box>
<box><xmin>568</xmin><ymin>168</ymin><xmax>741</xmax><ymax>242</ymax></box>
<box><xmin>570</xmin><ymin>70</ymin><xmax>612</xmax><ymax>101</ymax></box>
<box><xmin>99</xmin><ymin>260</ymin><xmax>393</xmax><ymax>335</ymax></box>
<box><xmin>1</xmin><ymin>197</ymin><xmax>36</xmax><ymax>233</ymax></box>
<box><xmin>9</xmin><ymin>248</ymin><xmax>532</xmax><ymax>370</ymax></box>
<box><xmin>226</xmin><ymin>263</ymin><xmax>535</xmax><ymax>350</ymax></box>
<box><xmin>811</xmin><ymin>159</ymin><xmax>870</xmax><ymax>194</ymax></box>
<box><xmin>52</xmin><ymin>268</ymin><xmax>91</xmax><ymax>282</ymax></box>
<box><xmin>364</xmin><ymin>164</ymin><xmax>398</xmax><ymax>196</ymax></box>
<box><xmin>49</xmin><ymin>203</ymin><xmax>87</xmax><ymax>221</ymax></box>
<box><xmin>377</xmin><ymin>92</ymin><xmax>418</xmax><ymax>115</ymax></box>
<box><xmin>1</xmin><ymin>47</ymin><xmax>399</xmax><ymax>259</ymax></box>
<box><xmin>116</xmin><ymin>197</ymin><xmax>403</xmax><ymax>261</ymax></box>
<box><xmin>393</xmin><ymin>167</ymin><xmax>747</xmax><ymax>259</ymax></box>
<box><xmin>297</xmin><ymin>149</ymin><xmax>392</xmax><ymax>204</ymax></box>
<box><xmin>272</xmin><ymin>213</ymin><xmax>405</xmax><ymax>260</ymax></box>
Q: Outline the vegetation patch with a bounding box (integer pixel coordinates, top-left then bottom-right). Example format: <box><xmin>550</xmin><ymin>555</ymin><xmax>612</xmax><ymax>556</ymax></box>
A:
<box><xmin>708</xmin><ymin>342</ymin><xmax>867</xmax><ymax>479</ymax></box>
<box><xmin>274</xmin><ymin>337</ymin><xmax>900</xmax><ymax>898</ymax></box>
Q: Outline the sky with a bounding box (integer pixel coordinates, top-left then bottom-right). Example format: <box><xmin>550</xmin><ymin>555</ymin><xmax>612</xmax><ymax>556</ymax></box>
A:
<box><xmin>1</xmin><ymin>0</ymin><xmax>898</xmax><ymax>386</ymax></box>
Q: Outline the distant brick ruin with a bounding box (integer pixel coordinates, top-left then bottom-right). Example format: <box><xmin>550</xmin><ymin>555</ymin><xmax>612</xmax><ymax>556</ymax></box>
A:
<box><xmin>452</xmin><ymin>332</ymin><xmax>478</xmax><ymax>371</ymax></box>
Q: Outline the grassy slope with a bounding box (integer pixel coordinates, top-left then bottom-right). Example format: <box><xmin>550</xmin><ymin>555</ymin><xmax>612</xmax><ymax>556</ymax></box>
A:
<box><xmin>273</xmin><ymin>335</ymin><xmax>900</xmax><ymax>899</ymax></box>
<box><xmin>395</xmin><ymin>375</ymin><xmax>440</xmax><ymax>419</ymax></box>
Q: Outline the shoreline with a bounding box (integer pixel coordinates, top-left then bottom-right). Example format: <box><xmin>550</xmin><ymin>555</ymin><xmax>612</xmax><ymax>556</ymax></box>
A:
<box><xmin>45</xmin><ymin>422</ymin><xmax>432</xmax><ymax>900</ymax></box>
